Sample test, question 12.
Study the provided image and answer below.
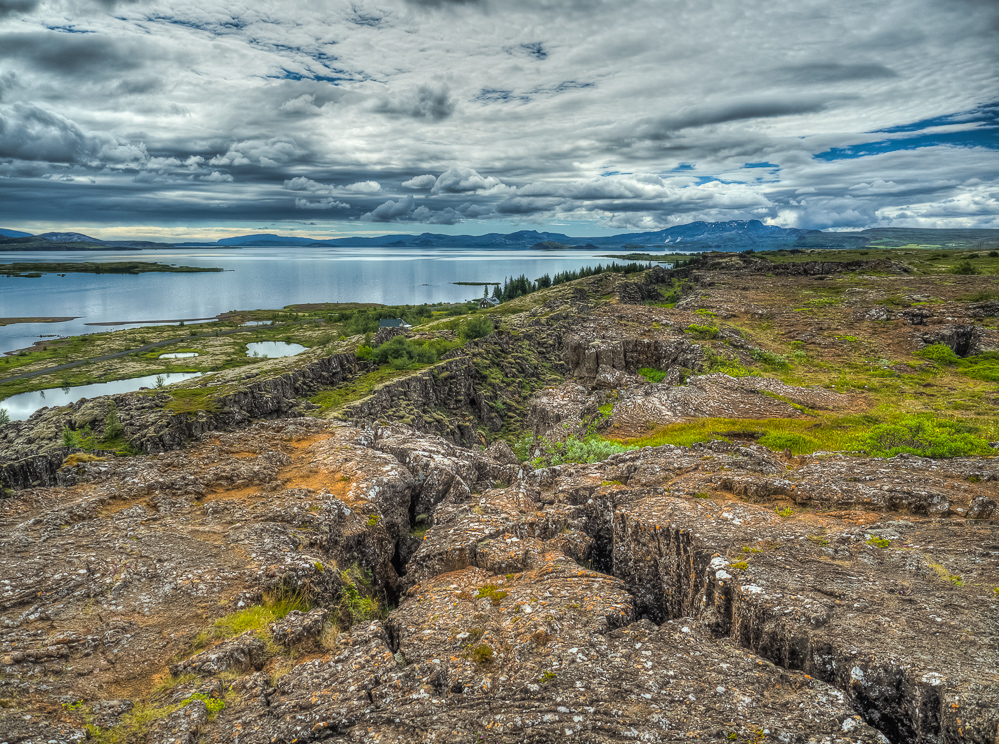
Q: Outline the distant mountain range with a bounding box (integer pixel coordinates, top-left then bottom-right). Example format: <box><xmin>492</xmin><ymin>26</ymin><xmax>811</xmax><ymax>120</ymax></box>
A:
<box><xmin>1</xmin><ymin>221</ymin><xmax>997</xmax><ymax>252</ymax></box>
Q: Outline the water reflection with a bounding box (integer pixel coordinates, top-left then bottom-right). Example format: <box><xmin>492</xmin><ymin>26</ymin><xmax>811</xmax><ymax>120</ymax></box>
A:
<box><xmin>246</xmin><ymin>341</ymin><xmax>305</xmax><ymax>358</ymax></box>
<box><xmin>2</xmin><ymin>372</ymin><xmax>202</xmax><ymax>421</ymax></box>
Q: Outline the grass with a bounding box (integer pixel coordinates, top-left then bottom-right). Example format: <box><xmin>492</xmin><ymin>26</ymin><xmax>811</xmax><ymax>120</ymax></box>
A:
<box><xmin>638</xmin><ymin>367</ymin><xmax>668</xmax><ymax>383</ymax></box>
<box><xmin>187</xmin><ymin>590</ymin><xmax>311</xmax><ymax>653</ymax></box>
<box><xmin>614</xmin><ymin>411</ymin><xmax>996</xmax><ymax>458</ymax></box>
<box><xmin>159</xmin><ymin>386</ymin><xmax>222</xmax><ymax>415</ymax></box>
<box><xmin>309</xmin><ymin>366</ymin><xmax>426</xmax><ymax>413</ymax></box>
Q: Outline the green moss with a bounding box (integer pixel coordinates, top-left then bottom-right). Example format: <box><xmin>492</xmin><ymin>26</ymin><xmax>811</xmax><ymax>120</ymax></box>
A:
<box><xmin>161</xmin><ymin>386</ymin><xmax>222</xmax><ymax>415</ymax></box>
<box><xmin>475</xmin><ymin>584</ymin><xmax>510</xmax><ymax>605</ymax></box>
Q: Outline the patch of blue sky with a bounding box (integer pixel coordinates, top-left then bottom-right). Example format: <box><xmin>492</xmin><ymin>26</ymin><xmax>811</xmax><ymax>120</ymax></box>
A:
<box><xmin>535</xmin><ymin>80</ymin><xmax>594</xmax><ymax>95</ymax></box>
<box><xmin>146</xmin><ymin>15</ymin><xmax>247</xmax><ymax>32</ymax></box>
<box><xmin>521</xmin><ymin>42</ymin><xmax>547</xmax><ymax>60</ymax></box>
<box><xmin>45</xmin><ymin>26</ymin><xmax>95</xmax><ymax>33</ymax></box>
<box><xmin>671</xmin><ymin>163</ymin><xmax>695</xmax><ymax>171</ymax></box>
<box><xmin>817</xmin><ymin>102</ymin><xmax>998</xmax><ymax>160</ymax></box>
<box><xmin>876</xmin><ymin>101</ymin><xmax>997</xmax><ymax>133</ymax></box>
<box><xmin>816</xmin><ymin>128</ymin><xmax>998</xmax><ymax>161</ymax></box>
<box><xmin>743</xmin><ymin>162</ymin><xmax>778</xmax><ymax>169</ymax></box>
<box><xmin>475</xmin><ymin>88</ymin><xmax>531</xmax><ymax>104</ymax></box>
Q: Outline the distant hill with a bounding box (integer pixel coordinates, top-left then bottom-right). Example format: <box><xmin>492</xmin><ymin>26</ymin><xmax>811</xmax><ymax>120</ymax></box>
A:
<box><xmin>6</xmin><ymin>222</ymin><xmax>999</xmax><ymax>252</ymax></box>
<box><xmin>0</xmin><ymin>231</ymin><xmax>175</xmax><ymax>251</ymax></box>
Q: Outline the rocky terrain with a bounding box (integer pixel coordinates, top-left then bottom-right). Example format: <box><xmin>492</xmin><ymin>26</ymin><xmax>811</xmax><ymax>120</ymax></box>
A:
<box><xmin>1</xmin><ymin>249</ymin><xmax>998</xmax><ymax>743</ymax></box>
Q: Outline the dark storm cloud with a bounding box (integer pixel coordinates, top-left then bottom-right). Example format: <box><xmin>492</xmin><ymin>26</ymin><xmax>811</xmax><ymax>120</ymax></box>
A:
<box><xmin>0</xmin><ymin>0</ymin><xmax>40</xmax><ymax>17</ymax></box>
<box><xmin>629</xmin><ymin>98</ymin><xmax>831</xmax><ymax>142</ymax></box>
<box><xmin>374</xmin><ymin>83</ymin><xmax>456</xmax><ymax>120</ymax></box>
<box><xmin>0</xmin><ymin>31</ymin><xmax>154</xmax><ymax>76</ymax></box>
<box><xmin>773</xmin><ymin>62</ymin><xmax>899</xmax><ymax>84</ymax></box>
<box><xmin>0</xmin><ymin>102</ymin><xmax>146</xmax><ymax>164</ymax></box>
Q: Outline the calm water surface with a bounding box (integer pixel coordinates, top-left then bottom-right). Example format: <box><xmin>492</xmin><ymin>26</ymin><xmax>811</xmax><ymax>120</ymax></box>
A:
<box><xmin>246</xmin><ymin>341</ymin><xmax>305</xmax><ymax>358</ymax></box>
<box><xmin>3</xmin><ymin>372</ymin><xmax>202</xmax><ymax>421</ymax></box>
<box><xmin>0</xmin><ymin>246</ymin><xmax>649</xmax><ymax>355</ymax></box>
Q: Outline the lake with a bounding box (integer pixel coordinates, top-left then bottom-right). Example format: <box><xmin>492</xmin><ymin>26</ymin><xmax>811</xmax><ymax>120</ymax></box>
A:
<box><xmin>3</xmin><ymin>372</ymin><xmax>203</xmax><ymax>421</ymax></box>
<box><xmin>0</xmin><ymin>245</ymin><xmax>654</xmax><ymax>355</ymax></box>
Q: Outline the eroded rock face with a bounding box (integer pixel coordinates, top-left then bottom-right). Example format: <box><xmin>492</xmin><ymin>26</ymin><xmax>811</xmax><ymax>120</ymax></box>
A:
<box><xmin>1</xmin><ymin>420</ymin><xmax>997</xmax><ymax>744</ymax></box>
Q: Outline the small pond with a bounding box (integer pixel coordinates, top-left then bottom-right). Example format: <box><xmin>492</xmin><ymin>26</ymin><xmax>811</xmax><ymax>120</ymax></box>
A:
<box><xmin>246</xmin><ymin>341</ymin><xmax>305</xmax><ymax>358</ymax></box>
<box><xmin>1</xmin><ymin>372</ymin><xmax>203</xmax><ymax>421</ymax></box>
<box><xmin>159</xmin><ymin>352</ymin><xmax>199</xmax><ymax>358</ymax></box>
<box><xmin>242</xmin><ymin>321</ymin><xmax>273</xmax><ymax>326</ymax></box>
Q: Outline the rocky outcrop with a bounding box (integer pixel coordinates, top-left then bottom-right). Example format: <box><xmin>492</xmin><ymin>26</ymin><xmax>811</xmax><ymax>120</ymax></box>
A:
<box><xmin>0</xmin><ymin>351</ymin><xmax>357</xmax><ymax>490</ymax></box>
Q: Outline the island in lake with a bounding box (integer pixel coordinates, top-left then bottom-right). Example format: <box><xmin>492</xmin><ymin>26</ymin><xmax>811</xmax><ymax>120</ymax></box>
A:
<box><xmin>0</xmin><ymin>261</ymin><xmax>224</xmax><ymax>277</ymax></box>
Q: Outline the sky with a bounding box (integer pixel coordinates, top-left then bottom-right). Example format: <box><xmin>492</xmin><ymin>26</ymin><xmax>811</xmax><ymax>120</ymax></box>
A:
<box><xmin>0</xmin><ymin>0</ymin><xmax>996</xmax><ymax>242</ymax></box>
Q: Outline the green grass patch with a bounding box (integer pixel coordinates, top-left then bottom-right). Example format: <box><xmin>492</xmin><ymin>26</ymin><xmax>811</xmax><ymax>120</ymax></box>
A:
<box><xmin>309</xmin><ymin>366</ymin><xmax>427</xmax><ymax>413</ymax></box>
<box><xmin>159</xmin><ymin>386</ymin><xmax>222</xmax><ymax>415</ymax></box>
<box><xmin>618</xmin><ymin>411</ymin><xmax>996</xmax><ymax>459</ymax></box>
<box><xmin>638</xmin><ymin>367</ymin><xmax>668</xmax><ymax>383</ymax></box>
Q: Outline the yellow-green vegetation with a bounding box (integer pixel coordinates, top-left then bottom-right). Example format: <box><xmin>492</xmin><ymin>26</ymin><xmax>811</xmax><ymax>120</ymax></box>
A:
<box><xmin>309</xmin><ymin>366</ymin><xmax>422</xmax><ymax>413</ymax></box>
<box><xmin>468</xmin><ymin>643</ymin><xmax>494</xmax><ymax>664</ymax></box>
<box><xmin>475</xmin><ymin>584</ymin><xmax>510</xmax><ymax>606</ymax></box>
<box><xmin>616</xmin><ymin>411</ymin><xmax>997</xmax><ymax>459</ymax></box>
<box><xmin>159</xmin><ymin>386</ymin><xmax>222</xmax><ymax>415</ymax></box>
<box><xmin>336</xmin><ymin>563</ymin><xmax>383</xmax><ymax>627</ymax></box>
<box><xmin>189</xmin><ymin>590</ymin><xmax>311</xmax><ymax>652</ymax></box>
<box><xmin>867</xmin><ymin>536</ymin><xmax>892</xmax><ymax>548</ymax></box>
<box><xmin>61</xmin><ymin>452</ymin><xmax>106</xmax><ymax>468</ymax></box>
<box><xmin>686</xmin><ymin>323</ymin><xmax>718</xmax><ymax>340</ymax></box>
<box><xmin>76</xmin><ymin>676</ymin><xmax>230</xmax><ymax>744</ymax></box>
<box><xmin>730</xmin><ymin>561</ymin><xmax>749</xmax><ymax>570</ymax></box>
<box><xmin>925</xmin><ymin>557</ymin><xmax>965</xmax><ymax>587</ymax></box>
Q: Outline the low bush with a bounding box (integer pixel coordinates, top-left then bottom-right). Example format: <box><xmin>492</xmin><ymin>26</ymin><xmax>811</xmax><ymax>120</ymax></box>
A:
<box><xmin>950</xmin><ymin>260</ymin><xmax>979</xmax><ymax>275</ymax></box>
<box><xmin>850</xmin><ymin>415</ymin><xmax>991</xmax><ymax>458</ymax></box>
<box><xmin>530</xmin><ymin>435</ymin><xmax>635</xmax><ymax>467</ymax></box>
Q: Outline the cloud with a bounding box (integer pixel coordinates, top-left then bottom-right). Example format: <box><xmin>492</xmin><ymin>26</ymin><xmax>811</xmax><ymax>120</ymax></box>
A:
<box><xmin>0</xmin><ymin>102</ymin><xmax>147</xmax><ymax>165</ymax></box>
<box><xmin>294</xmin><ymin>197</ymin><xmax>349</xmax><ymax>210</ymax></box>
<box><xmin>362</xmin><ymin>194</ymin><xmax>415</xmax><ymax>221</ymax></box>
<box><xmin>284</xmin><ymin>177</ymin><xmax>381</xmax><ymax>194</ymax></box>
<box><xmin>430</xmin><ymin>167</ymin><xmax>503</xmax><ymax>194</ymax></box>
<box><xmin>210</xmin><ymin>138</ymin><xmax>307</xmax><ymax>167</ymax></box>
<box><xmin>401</xmin><ymin>174</ymin><xmax>437</xmax><ymax>190</ymax></box>
<box><xmin>0</xmin><ymin>0</ymin><xmax>995</xmax><ymax>233</ymax></box>
<box><xmin>200</xmin><ymin>170</ymin><xmax>233</xmax><ymax>182</ymax></box>
<box><xmin>0</xmin><ymin>0</ymin><xmax>41</xmax><ymax>18</ymax></box>
<box><xmin>374</xmin><ymin>82</ymin><xmax>456</xmax><ymax>120</ymax></box>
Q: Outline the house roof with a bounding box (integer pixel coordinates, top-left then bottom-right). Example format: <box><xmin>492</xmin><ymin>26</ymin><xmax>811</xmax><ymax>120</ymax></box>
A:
<box><xmin>379</xmin><ymin>318</ymin><xmax>410</xmax><ymax>328</ymax></box>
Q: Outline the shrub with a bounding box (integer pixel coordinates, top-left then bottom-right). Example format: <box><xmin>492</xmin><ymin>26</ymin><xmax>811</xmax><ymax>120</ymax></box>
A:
<box><xmin>686</xmin><ymin>324</ymin><xmax>718</xmax><ymax>340</ymax></box>
<box><xmin>530</xmin><ymin>435</ymin><xmax>635</xmax><ymax>467</ymax></box>
<box><xmin>752</xmin><ymin>349</ymin><xmax>790</xmax><ymax>370</ymax></box>
<box><xmin>368</xmin><ymin>336</ymin><xmax>438</xmax><ymax>369</ymax></box>
<box><xmin>460</xmin><ymin>315</ymin><xmax>494</xmax><ymax>341</ymax></box>
<box><xmin>950</xmin><ymin>260</ymin><xmax>979</xmax><ymax>275</ymax></box>
<box><xmin>104</xmin><ymin>401</ymin><xmax>124</xmax><ymax>440</ymax></box>
<box><xmin>0</xmin><ymin>408</ymin><xmax>9</xmax><ymax>427</ymax></box>
<box><xmin>851</xmin><ymin>415</ymin><xmax>990</xmax><ymax>458</ymax></box>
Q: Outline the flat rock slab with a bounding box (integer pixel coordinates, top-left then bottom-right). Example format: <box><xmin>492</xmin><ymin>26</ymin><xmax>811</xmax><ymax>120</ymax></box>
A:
<box><xmin>206</xmin><ymin>554</ymin><xmax>886</xmax><ymax>743</ymax></box>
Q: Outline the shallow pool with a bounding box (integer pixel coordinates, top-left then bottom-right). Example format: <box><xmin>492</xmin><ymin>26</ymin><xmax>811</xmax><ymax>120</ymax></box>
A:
<box><xmin>1</xmin><ymin>372</ymin><xmax>203</xmax><ymax>421</ymax></box>
<box><xmin>246</xmin><ymin>341</ymin><xmax>305</xmax><ymax>358</ymax></box>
